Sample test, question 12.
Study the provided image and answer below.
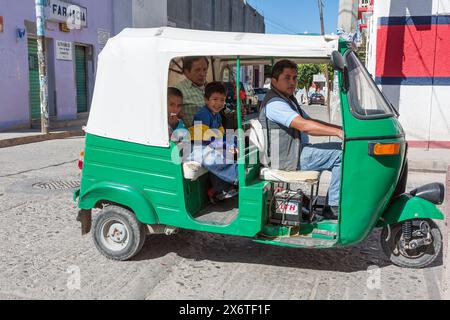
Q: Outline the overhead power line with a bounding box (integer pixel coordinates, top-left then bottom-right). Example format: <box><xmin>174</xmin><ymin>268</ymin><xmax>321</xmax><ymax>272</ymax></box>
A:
<box><xmin>265</xmin><ymin>18</ymin><xmax>298</xmax><ymax>35</ymax></box>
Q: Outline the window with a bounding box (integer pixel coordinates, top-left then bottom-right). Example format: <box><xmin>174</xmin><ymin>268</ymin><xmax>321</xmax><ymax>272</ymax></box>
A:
<box><xmin>346</xmin><ymin>51</ymin><xmax>395</xmax><ymax>119</ymax></box>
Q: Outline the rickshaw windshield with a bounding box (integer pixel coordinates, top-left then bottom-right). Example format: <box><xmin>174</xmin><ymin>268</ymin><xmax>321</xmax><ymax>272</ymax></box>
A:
<box><xmin>346</xmin><ymin>51</ymin><xmax>396</xmax><ymax>119</ymax></box>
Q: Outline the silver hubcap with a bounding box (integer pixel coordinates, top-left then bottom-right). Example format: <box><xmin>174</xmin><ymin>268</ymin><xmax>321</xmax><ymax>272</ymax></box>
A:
<box><xmin>100</xmin><ymin>219</ymin><xmax>130</xmax><ymax>252</ymax></box>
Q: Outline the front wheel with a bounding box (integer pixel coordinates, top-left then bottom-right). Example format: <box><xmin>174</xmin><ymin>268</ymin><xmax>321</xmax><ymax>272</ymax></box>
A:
<box><xmin>381</xmin><ymin>219</ymin><xmax>442</xmax><ymax>268</ymax></box>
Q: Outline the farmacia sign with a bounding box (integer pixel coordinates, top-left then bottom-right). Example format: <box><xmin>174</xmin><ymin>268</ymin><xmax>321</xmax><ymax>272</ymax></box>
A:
<box><xmin>46</xmin><ymin>0</ymin><xmax>87</xmax><ymax>28</ymax></box>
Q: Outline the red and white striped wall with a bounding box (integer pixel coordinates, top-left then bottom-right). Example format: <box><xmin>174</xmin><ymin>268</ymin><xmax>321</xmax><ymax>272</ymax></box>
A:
<box><xmin>367</xmin><ymin>0</ymin><xmax>450</xmax><ymax>148</ymax></box>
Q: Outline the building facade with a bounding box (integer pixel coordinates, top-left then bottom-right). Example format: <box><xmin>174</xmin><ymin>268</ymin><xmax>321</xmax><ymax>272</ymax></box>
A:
<box><xmin>0</xmin><ymin>0</ymin><xmax>265</xmax><ymax>131</ymax></box>
<box><xmin>0</xmin><ymin>0</ymin><xmax>114</xmax><ymax>130</ymax></box>
<box><xmin>363</xmin><ymin>0</ymin><xmax>450</xmax><ymax>148</ymax></box>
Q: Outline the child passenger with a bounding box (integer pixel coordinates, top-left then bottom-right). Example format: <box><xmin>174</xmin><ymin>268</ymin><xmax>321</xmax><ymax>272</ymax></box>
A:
<box><xmin>167</xmin><ymin>87</ymin><xmax>188</xmax><ymax>142</ymax></box>
<box><xmin>189</xmin><ymin>82</ymin><xmax>238</xmax><ymax>203</ymax></box>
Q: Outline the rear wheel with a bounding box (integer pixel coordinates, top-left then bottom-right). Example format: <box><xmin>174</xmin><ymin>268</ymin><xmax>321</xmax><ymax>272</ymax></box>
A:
<box><xmin>381</xmin><ymin>219</ymin><xmax>442</xmax><ymax>268</ymax></box>
<box><xmin>92</xmin><ymin>205</ymin><xmax>146</xmax><ymax>261</ymax></box>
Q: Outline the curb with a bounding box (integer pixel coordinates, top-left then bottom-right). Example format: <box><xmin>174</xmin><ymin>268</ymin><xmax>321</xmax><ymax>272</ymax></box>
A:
<box><xmin>0</xmin><ymin>130</ymin><xmax>85</xmax><ymax>148</ymax></box>
<box><xmin>408</xmin><ymin>160</ymin><xmax>450</xmax><ymax>173</ymax></box>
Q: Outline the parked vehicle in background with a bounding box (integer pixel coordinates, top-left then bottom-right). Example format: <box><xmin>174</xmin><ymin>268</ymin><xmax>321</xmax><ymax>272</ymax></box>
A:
<box><xmin>309</xmin><ymin>92</ymin><xmax>325</xmax><ymax>105</ymax></box>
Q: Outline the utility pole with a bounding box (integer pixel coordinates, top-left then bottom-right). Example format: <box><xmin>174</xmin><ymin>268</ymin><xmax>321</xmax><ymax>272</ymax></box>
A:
<box><xmin>318</xmin><ymin>0</ymin><xmax>325</xmax><ymax>35</ymax></box>
<box><xmin>318</xmin><ymin>0</ymin><xmax>331</xmax><ymax>123</ymax></box>
<box><xmin>338</xmin><ymin>0</ymin><xmax>359</xmax><ymax>34</ymax></box>
<box><xmin>35</xmin><ymin>0</ymin><xmax>49</xmax><ymax>134</ymax></box>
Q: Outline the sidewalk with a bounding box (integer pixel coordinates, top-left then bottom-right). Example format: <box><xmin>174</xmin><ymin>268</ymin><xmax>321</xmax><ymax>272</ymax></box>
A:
<box><xmin>408</xmin><ymin>148</ymin><xmax>450</xmax><ymax>173</ymax></box>
<box><xmin>0</xmin><ymin>126</ymin><xmax>85</xmax><ymax>148</ymax></box>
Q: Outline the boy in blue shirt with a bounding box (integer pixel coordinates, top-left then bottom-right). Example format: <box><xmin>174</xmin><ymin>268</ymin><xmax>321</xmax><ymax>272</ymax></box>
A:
<box><xmin>189</xmin><ymin>82</ymin><xmax>238</xmax><ymax>203</ymax></box>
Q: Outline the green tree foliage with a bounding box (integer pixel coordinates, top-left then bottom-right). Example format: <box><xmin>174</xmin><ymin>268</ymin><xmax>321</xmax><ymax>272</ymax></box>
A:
<box><xmin>297</xmin><ymin>64</ymin><xmax>335</xmax><ymax>95</ymax></box>
<box><xmin>319</xmin><ymin>64</ymin><xmax>335</xmax><ymax>91</ymax></box>
<box><xmin>319</xmin><ymin>64</ymin><xmax>334</xmax><ymax>84</ymax></box>
<box><xmin>356</xmin><ymin>33</ymin><xmax>367</xmax><ymax>64</ymax></box>
<box><xmin>297</xmin><ymin>64</ymin><xmax>320</xmax><ymax>93</ymax></box>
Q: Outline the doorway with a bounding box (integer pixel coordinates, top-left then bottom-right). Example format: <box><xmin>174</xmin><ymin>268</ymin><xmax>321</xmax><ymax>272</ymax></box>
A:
<box><xmin>75</xmin><ymin>45</ymin><xmax>88</xmax><ymax>113</ymax></box>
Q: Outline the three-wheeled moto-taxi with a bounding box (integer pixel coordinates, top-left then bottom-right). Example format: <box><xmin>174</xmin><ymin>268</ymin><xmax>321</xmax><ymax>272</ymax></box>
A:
<box><xmin>74</xmin><ymin>27</ymin><xmax>445</xmax><ymax>268</ymax></box>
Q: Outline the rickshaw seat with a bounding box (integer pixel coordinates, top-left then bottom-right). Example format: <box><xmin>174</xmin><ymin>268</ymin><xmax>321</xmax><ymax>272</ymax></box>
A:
<box><xmin>260</xmin><ymin>167</ymin><xmax>321</xmax><ymax>184</ymax></box>
<box><xmin>183</xmin><ymin>161</ymin><xmax>209</xmax><ymax>181</ymax></box>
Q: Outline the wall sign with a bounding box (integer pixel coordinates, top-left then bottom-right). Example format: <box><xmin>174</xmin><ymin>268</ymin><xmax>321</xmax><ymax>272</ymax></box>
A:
<box><xmin>59</xmin><ymin>23</ymin><xmax>71</xmax><ymax>33</ymax></box>
<box><xmin>313</xmin><ymin>74</ymin><xmax>326</xmax><ymax>82</ymax></box>
<box><xmin>56</xmin><ymin>40</ymin><xmax>73</xmax><ymax>61</ymax></box>
<box><xmin>97</xmin><ymin>29</ymin><xmax>110</xmax><ymax>46</ymax></box>
<box><xmin>46</xmin><ymin>0</ymin><xmax>87</xmax><ymax>29</ymax></box>
<box><xmin>17</xmin><ymin>27</ymin><xmax>26</xmax><ymax>40</ymax></box>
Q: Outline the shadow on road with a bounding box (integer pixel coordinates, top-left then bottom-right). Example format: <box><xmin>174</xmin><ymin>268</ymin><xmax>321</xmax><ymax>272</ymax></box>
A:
<box><xmin>130</xmin><ymin>228</ymin><xmax>445</xmax><ymax>272</ymax></box>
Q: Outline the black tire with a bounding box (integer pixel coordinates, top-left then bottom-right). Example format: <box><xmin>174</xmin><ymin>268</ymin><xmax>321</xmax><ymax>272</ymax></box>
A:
<box><xmin>381</xmin><ymin>219</ymin><xmax>442</xmax><ymax>269</ymax></box>
<box><xmin>92</xmin><ymin>205</ymin><xmax>146</xmax><ymax>261</ymax></box>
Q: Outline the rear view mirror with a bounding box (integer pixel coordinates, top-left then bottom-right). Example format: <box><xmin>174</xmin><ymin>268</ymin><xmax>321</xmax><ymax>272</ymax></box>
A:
<box><xmin>330</xmin><ymin>51</ymin><xmax>349</xmax><ymax>92</ymax></box>
<box><xmin>342</xmin><ymin>67</ymin><xmax>349</xmax><ymax>92</ymax></box>
<box><xmin>331</xmin><ymin>51</ymin><xmax>345</xmax><ymax>71</ymax></box>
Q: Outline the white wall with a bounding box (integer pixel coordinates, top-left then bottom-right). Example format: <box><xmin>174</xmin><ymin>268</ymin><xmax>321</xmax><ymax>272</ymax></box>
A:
<box><xmin>367</xmin><ymin>0</ymin><xmax>450</xmax><ymax>146</ymax></box>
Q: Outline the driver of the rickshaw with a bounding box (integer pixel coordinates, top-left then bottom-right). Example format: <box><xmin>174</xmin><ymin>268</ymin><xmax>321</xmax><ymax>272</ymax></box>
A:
<box><xmin>260</xmin><ymin>60</ymin><xmax>343</xmax><ymax>218</ymax></box>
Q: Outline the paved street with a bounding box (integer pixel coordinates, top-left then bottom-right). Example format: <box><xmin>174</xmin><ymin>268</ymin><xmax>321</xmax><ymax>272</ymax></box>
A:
<box><xmin>0</xmin><ymin>135</ymin><xmax>446</xmax><ymax>300</ymax></box>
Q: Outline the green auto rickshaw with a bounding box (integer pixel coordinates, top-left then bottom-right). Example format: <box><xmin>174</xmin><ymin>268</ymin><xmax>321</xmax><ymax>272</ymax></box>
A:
<box><xmin>74</xmin><ymin>27</ymin><xmax>445</xmax><ymax>268</ymax></box>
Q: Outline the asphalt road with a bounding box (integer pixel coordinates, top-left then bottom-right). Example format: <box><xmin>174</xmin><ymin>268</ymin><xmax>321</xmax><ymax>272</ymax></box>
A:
<box><xmin>0</xmin><ymin>134</ymin><xmax>446</xmax><ymax>300</ymax></box>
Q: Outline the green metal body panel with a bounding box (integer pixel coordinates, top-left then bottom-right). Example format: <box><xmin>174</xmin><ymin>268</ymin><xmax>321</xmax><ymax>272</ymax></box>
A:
<box><xmin>334</xmin><ymin>40</ymin><xmax>444</xmax><ymax>246</ymax></box>
<box><xmin>77</xmin><ymin>134</ymin><xmax>268</xmax><ymax>237</ymax></box>
<box><xmin>79</xmin><ymin>181</ymin><xmax>158</xmax><ymax>224</ymax></box>
<box><xmin>338</xmin><ymin>137</ymin><xmax>406</xmax><ymax>246</ymax></box>
<box><xmin>336</xmin><ymin>41</ymin><xmax>406</xmax><ymax>246</ymax></box>
<box><xmin>377</xmin><ymin>195</ymin><xmax>445</xmax><ymax>227</ymax></box>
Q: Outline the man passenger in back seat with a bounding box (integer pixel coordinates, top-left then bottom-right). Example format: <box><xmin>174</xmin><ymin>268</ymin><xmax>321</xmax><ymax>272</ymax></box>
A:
<box><xmin>259</xmin><ymin>60</ymin><xmax>343</xmax><ymax>219</ymax></box>
<box><xmin>174</xmin><ymin>56</ymin><xmax>209</xmax><ymax>127</ymax></box>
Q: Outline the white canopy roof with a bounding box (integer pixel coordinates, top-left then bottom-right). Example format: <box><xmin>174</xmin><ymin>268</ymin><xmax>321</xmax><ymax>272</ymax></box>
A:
<box><xmin>86</xmin><ymin>27</ymin><xmax>339</xmax><ymax>147</ymax></box>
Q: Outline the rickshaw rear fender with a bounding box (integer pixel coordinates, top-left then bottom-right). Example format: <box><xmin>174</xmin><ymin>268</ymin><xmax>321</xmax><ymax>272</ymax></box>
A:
<box><xmin>77</xmin><ymin>182</ymin><xmax>158</xmax><ymax>225</ymax></box>
<box><xmin>377</xmin><ymin>194</ymin><xmax>444</xmax><ymax>227</ymax></box>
